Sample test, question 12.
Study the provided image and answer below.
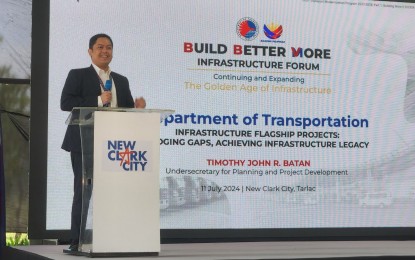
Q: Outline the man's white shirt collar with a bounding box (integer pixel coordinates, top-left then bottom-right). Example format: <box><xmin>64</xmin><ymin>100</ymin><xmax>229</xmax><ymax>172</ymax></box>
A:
<box><xmin>91</xmin><ymin>63</ymin><xmax>111</xmax><ymax>78</ymax></box>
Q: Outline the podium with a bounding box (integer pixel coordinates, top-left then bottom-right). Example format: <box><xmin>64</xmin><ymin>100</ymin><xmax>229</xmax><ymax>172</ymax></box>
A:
<box><xmin>64</xmin><ymin>107</ymin><xmax>173</xmax><ymax>257</ymax></box>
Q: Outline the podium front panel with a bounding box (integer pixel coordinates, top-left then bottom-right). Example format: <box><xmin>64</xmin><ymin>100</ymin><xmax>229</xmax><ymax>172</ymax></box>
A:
<box><xmin>91</xmin><ymin>111</ymin><xmax>160</xmax><ymax>253</ymax></box>
<box><xmin>67</xmin><ymin>108</ymin><xmax>171</xmax><ymax>255</ymax></box>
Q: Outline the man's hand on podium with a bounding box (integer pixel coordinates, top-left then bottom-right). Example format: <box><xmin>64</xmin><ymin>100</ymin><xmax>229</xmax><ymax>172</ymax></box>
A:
<box><xmin>135</xmin><ymin>97</ymin><xmax>146</xmax><ymax>108</ymax></box>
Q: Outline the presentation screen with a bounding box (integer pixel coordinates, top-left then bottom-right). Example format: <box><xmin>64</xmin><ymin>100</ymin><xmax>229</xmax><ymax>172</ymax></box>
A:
<box><xmin>45</xmin><ymin>0</ymin><xmax>415</xmax><ymax>234</ymax></box>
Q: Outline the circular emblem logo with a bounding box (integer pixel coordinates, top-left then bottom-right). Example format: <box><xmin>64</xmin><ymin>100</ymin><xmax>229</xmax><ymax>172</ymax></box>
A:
<box><xmin>263</xmin><ymin>22</ymin><xmax>283</xmax><ymax>39</ymax></box>
<box><xmin>236</xmin><ymin>17</ymin><xmax>259</xmax><ymax>41</ymax></box>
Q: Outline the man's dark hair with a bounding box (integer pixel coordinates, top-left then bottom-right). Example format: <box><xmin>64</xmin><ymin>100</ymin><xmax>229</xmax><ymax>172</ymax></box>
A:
<box><xmin>89</xmin><ymin>33</ymin><xmax>113</xmax><ymax>49</ymax></box>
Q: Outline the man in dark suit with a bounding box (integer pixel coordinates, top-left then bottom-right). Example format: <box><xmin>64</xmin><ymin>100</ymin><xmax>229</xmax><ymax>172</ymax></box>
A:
<box><xmin>61</xmin><ymin>33</ymin><xmax>146</xmax><ymax>251</ymax></box>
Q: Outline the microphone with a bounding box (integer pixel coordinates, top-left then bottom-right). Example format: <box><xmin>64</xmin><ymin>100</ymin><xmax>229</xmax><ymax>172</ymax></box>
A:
<box><xmin>104</xmin><ymin>79</ymin><xmax>112</xmax><ymax>91</ymax></box>
<box><xmin>103</xmin><ymin>79</ymin><xmax>112</xmax><ymax>107</ymax></box>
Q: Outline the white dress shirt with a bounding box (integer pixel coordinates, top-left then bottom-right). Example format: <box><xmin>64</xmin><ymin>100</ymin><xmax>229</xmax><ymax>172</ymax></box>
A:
<box><xmin>92</xmin><ymin>63</ymin><xmax>118</xmax><ymax>107</ymax></box>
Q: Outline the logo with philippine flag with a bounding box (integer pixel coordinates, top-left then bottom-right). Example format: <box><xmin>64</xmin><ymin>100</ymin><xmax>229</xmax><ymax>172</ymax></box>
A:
<box><xmin>263</xmin><ymin>22</ymin><xmax>283</xmax><ymax>39</ymax></box>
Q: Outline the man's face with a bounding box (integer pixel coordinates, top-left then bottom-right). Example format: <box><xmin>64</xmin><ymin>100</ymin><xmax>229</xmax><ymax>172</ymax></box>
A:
<box><xmin>88</xmin><ymin>37</ymin><xmax>113</xmax><ymax>70</ymax></box>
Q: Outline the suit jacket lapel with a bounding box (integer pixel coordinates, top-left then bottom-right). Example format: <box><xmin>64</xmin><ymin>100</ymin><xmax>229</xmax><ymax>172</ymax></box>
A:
<box><xmin>88</xmin><ymin>65</ymin><xmax>103</xmax><ymax>94</ymax></box>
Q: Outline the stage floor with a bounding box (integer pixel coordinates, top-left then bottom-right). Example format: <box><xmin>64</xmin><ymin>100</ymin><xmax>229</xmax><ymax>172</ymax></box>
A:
<box><xmin>13</xmin><ymin>240</ymin><xmax>415</xmax><ymax>260</ymax></box>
